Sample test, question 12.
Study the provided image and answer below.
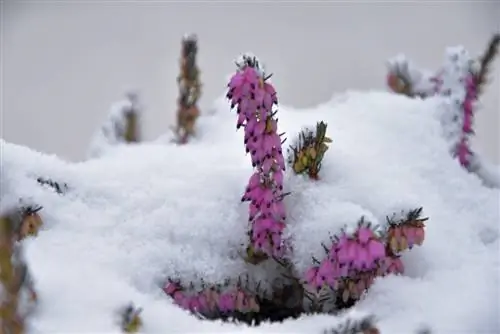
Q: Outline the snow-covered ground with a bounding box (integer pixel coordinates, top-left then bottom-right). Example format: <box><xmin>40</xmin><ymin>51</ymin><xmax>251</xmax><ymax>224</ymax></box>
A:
<box><xmin>1</xmin><ymin>91</ymin><xmax>499</xmax><ymax>333</ymax></box>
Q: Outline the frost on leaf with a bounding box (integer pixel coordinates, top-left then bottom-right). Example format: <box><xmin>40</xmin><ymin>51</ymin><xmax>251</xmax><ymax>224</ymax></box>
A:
<box><xmin>287</xmin><ymin>121</ymin><xmax>332</xmax><ymax>179</ymax></box>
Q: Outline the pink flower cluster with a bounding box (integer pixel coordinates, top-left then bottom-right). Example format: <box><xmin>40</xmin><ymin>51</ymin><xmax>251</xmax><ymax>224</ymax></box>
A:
<box><xmin>305</xmin><ymin>224</ymin><xmax>386</xmax><ymax>292</ymax></box>
<box><xmin>163</xmin><ymin>281</ymin><xmax>259</xmax><ymax>314</ymax></box>
<box><xmin>227</xmin><ymin>58</ymin><xmax>288</xmax><ymax>258</ymax></box>
<box><xmin>305</xmin><ymin>218</ymin><xmax>426</xmax><ymax>301</ymax></box>
<box><xmin>456</xmin><ymin>75</ymin><xmax>477</xmax><ymax>167</ymax></box>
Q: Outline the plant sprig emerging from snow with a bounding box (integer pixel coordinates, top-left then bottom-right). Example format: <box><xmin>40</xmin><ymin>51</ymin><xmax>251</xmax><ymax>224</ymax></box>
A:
<box><xmin>304</xmin><ymin>208</ymin><xmax>428</xmax><ymax>310</ymax></box>
<box><xmin>287</xmin><ymin>121</ymin><xmax>332</xmax><ymax>179</ymax></box>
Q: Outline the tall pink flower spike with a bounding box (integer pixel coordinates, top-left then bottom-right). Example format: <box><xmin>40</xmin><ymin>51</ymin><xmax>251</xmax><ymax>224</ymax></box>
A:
<box><xmin>226</xmin><ymin>54</ymin><xmax>288</xmax><ymax>260</ymax></box>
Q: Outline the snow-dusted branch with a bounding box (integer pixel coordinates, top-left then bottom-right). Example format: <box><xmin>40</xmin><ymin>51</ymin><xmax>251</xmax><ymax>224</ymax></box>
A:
<box><xmin>386</xmin><ymin>35</ymin><xmax>500</xmax><ymax>187</ymax></box>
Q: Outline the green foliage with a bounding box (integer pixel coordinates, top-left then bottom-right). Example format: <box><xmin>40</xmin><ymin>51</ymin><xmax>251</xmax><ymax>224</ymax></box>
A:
<box><xmin>287</xmin><ymin>121</ymin><xmax>332</xmax><ymax>179</ymax></box>
<box><xmin>119</xmin><ymin>303</ymin><xmax>143</xmax><ymax>333</ymax></box>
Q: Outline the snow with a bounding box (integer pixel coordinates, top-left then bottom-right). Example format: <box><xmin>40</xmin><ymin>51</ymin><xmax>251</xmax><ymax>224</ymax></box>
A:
<box><xmin>1</xmin><ymin>91</ymin><xmax>499</xmax><ymax>333</ymax></box>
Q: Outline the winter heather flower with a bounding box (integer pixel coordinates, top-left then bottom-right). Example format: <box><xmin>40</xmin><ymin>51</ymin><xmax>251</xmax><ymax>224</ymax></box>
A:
<box><xmin>304</xmin><ymin>209</ymin><xmax>427</xmax><ymax>304</ymax></box>
<box><xmin>386</xmin><ymin>36</ymin><xmax>500</xmax><ymax>171</ymax></box>
<box><xmin>163</xmin><ymin>281</ymin><xmax>259</xmax><ymax>315</ymax></box>
<box><xmin>226</xmin><ymin>54</ymin><xmax>288</xmax><ymax>260</ymax></box>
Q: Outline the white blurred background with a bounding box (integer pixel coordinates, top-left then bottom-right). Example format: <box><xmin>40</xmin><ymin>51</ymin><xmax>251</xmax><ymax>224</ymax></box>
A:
<box><xmin>2</xmin><ymin>1</ymin><xmax>499</xmax><ymax>162</ymax></box>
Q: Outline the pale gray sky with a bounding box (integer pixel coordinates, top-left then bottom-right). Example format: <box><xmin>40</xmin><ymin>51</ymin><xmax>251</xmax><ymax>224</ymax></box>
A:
<box><xmin>1</xmin><ymin>1</ymin><xmax>499</xmax><ymax>162</ymax></box>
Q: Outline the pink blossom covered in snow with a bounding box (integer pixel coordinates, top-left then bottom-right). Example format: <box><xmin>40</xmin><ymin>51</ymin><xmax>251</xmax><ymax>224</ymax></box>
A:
<box><xmin>304</xmin><ymin>221</ymin><xmax>386</xmax><ymax>293</ymax></box>
<box><xmin>304</xmin><ymin>209</ymin><xmax>427</xmax><ymax>302</ymax></box>
<box><xmin>386</xmin><ymin>46</ymin><xmax>481</xmax><ymax>170</ymax></box>
<box><xmin>226</xmin><ymin>54</ymin><xmax>288</xmax><ymax>259</ymax></box>
<box><xmin>163</xmin><ymin>280</ymin><xmax>259</xmax><ymax>315</ymax></box>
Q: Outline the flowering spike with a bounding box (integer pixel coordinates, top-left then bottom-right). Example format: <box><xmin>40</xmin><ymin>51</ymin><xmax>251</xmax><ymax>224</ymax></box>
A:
<box><xmin>227</xmin><ymin>53</ymin><xmax>288</xmax><ymax>261</ymax></box>
<box><xmin>174</xmin><ymin>34</ymin><xmax>201</xmax><ymax>144</ymax></box>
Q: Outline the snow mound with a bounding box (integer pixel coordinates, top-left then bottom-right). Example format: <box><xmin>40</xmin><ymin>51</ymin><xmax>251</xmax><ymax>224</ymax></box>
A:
<box><xmin>0</xmin><ymin>91</ymin><xmax>498</xmax><ymax>333</ymax></box>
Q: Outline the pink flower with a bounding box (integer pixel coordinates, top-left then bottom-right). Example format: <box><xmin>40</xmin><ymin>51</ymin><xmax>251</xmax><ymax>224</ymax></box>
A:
<box><xmin>228</xmin><ymin>58</ymin><xmax>287</xmax><ymax>258</ymax></box>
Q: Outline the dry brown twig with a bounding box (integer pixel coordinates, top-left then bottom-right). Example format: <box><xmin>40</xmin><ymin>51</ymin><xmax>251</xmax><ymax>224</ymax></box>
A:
<box><xmin>475</xmin><ymin>33</ymin><xmax>500</xmax><ymax>96</ymax></box>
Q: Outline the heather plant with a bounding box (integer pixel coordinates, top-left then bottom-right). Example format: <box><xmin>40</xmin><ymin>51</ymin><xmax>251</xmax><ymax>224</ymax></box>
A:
<box><xmin>118</xmin><ymin>303</ymin><xmax>143</xmax><ymax>333</ymax></box>
<box><xmin>163</xmin><ymin>280</ymin><xmax>260</xmax><ymax>319</ymax></box>
<box><xmin>303</xmin><ymin>209</ymin><xmax>427</xmax><ymax>310</ymax></box>
<box><xmin>162</xmin><ymin>53</ymin><xmax>429</xmax><ymax>325</ymax></box>
<box><xmin>387</xmin><ymin>34</ymin><xmax>499</xmax><ymax>100</ymax></box>
<box><xmin>173</xmin><ymin>33</ymin><xmax>202</xmax><ymax>144</ymax></box>
<box><xmin>18</xmin><ymin>205</ymin><xmax>44</xmax><ymax>240</ymax></box>
<box><xmin>87</xmin><ymin>91</ymin><xmax>142</xmax><ymax>159</ymax></box>
<box><xmin>228</xmin><ymin>53</ymin><xmax>288</xmax><ymax>263</ymax></box>
<box><xmin>123</xmin><ymin>91</ymin><xmax>141</xmax><ymax>144</ymax></box>
<box><xmin>0</xmin><ymin>208</ymin><xmax>38</xmax><ymax>334</ymax></box>
<box><xmin>287</xmin><ymin>121</ymin><xmax>332</xmax><ymax>180</ymax></box>
<box><xmin>386</xmin><ymin>35</ymin><xmax>499</xmax><ymax>177</ymax></box>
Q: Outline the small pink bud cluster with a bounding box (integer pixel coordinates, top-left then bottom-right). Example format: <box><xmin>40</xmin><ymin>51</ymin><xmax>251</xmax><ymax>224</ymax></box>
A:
<box><xmin>305</xmin><ymin>212</ymin><xmax>427</xmax><ymax>303</ymax></box>
<box><xmin>163</xmin><ymin>280</ymin><xmax>259</xmax><ymax>315</ymax></box>
<box><xmin>456</xmin><ymin>75</ymin><xmax>477</xmax><ymax>167</ymax></box>
<box><xmin>227</xmin><ymin>55</ymin><xmax>288</xmax><ymax>258</ymax></box>
<box><xmin>386</xmin><ymin>222</ymin><xmax>425</xmax><ymax>254</ymax></box>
